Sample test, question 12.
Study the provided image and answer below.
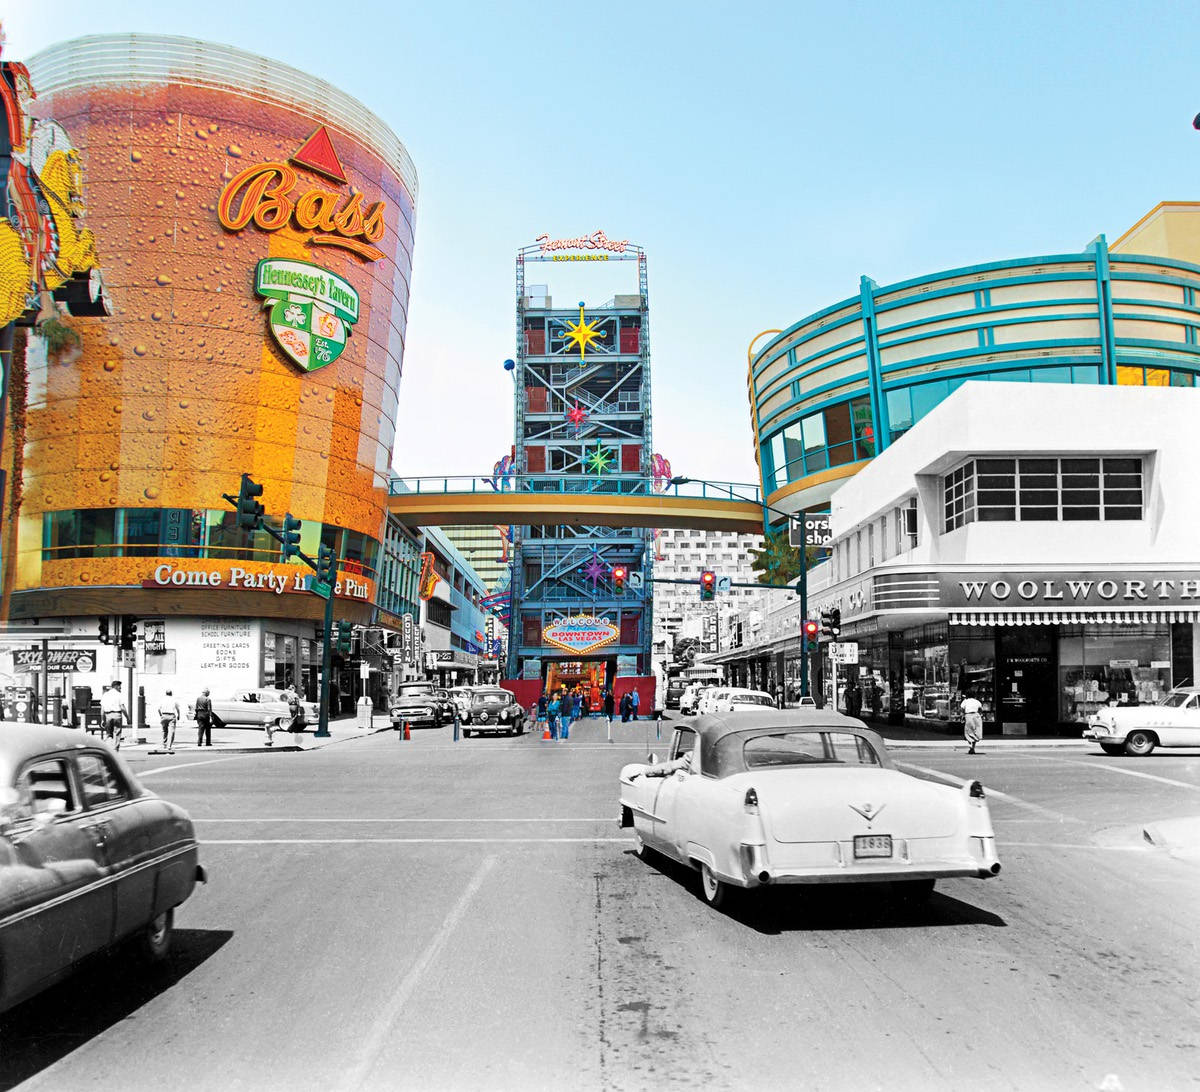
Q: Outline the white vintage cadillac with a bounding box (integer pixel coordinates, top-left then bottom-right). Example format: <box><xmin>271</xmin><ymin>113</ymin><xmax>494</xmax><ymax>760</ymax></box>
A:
<box><xmin>1084</xmin><ymin>687</ymin><xmax>1200</xmax><ymax>756</ymax></box>
<box><xmin>619</xmin><ymin>711</ymin><xmax>1001</xmax><ymax>909</ymax></box>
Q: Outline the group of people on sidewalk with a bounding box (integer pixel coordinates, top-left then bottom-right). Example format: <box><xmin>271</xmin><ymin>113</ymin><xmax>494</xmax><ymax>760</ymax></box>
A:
<box><xmin>90</xmin><ymin>682</ymin><xmax>303</xmax><ymax>752</ymax></box>
<box><xmin>534</xmin><ymin>685</ymin><xmax>643</xmax><ymax>740</ymax></box>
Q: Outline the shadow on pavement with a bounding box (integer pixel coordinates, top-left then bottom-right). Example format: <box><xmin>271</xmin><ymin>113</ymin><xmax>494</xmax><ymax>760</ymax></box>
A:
<box><xmin>627</xmin><ymin>849</ymin><xmax>1007</xmax><ymax>935</ymax></box>
<box><xmin>0</xmin><ymin>928</ymin><xmax>232</xmax><ymax>1089</ymax></box>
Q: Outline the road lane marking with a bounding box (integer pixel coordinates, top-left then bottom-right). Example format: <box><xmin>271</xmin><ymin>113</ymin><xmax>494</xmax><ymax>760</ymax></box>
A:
<box><xmin>195</xmin><ymin>817</ymin><xmax>624</xmax><ymax>823</ymax></box>
<box><xmin>896</xmin><ymin>761</ymin><xmax>1080</xmax><ymax>822</ymax></box>
<box><xmin>1035</xmin><ymin>757</ymin><xmax>1200</xmax><ymax>792</ymax></box>
<box><xmin>339</xmin><ymin>854</ymin><xmax>497</xmax><ymax>1089</ymax></box>
<box><xmin>202</xmin><ymin>837</ymin><xmax>633</xmax><ymax>844</ymax></box>
<box><xmin>136</xmin><ymin>755</ymin><xmax>258</xmax><ymax>777</ymax></box>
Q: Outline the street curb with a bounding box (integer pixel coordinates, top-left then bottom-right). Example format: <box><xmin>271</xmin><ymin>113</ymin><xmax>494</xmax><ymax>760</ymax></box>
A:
<box><xmin>883</xmin><ymin>739</ymin><xmax>1091</xmax><ymax>750</ymax></box>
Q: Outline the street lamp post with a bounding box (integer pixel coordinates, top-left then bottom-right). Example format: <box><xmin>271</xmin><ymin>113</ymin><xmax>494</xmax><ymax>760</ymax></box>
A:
<box><xmin>669</xmin><ymin>476</ymin><xmax>812</xmax><ymax>699</ymax></box>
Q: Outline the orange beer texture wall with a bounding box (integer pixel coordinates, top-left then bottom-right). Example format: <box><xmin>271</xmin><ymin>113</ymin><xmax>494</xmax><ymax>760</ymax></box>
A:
<box><xmin>15</xmin><ymin>38</ymin><xmax>415</xmax><ymax>603</ymax></box>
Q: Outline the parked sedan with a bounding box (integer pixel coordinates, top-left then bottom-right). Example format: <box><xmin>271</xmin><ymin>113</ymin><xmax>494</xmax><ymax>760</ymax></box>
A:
<box><xmin>709</xmin><ymin>688</ymin><xmax>776</xmax><ymax>713</ymax></box>
<box><xmin>0</xmin><ymin>725</ymin><xmax>206</xmax><ymax>1013</ymax></box>
<box><xmin>1084</xmin><ymin>687</ymin><xmax>1200</xmax><ymax>755</ymax></box>
<box><xmin>619</xmin><ymin>710</ymin><xmax>1001</xmax><ymax>910</ymax></box>
<box><xmin>461</xmin><ymin>689</ymin><xmax>526</xmax><ymax>737</ymax></box>
<box><xmin>186</xmin><ymin>689</ymin><xmax>295</xmax><ymax>733</ymax></box>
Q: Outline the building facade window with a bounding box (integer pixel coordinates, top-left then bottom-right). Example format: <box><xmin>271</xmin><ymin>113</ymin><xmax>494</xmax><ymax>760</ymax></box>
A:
<box><xmin>942</xmin><ymin>457</ymin><xmax>1142</xmax><ymax>529</ymax></box>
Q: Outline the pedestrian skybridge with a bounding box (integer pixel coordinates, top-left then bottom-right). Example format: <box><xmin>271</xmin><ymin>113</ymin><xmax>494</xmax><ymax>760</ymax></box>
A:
<box><xmin>386</xmin><ymin>475</ymin><xmax>765</xmax><ymax>532</ymax></box>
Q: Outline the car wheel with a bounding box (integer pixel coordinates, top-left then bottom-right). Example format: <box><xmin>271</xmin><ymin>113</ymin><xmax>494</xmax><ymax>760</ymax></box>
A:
<box><xmin>138</xmin><ymin>908</ymin><xmax>174</xmax><ymax>963</ymax></box>
<box><xmin>1125</xmin><ymin>730</ymin><xmax>1156</xmax><ymax>757</ymax></box>
<box><xmin>894</xmin><ymin>879</ymin><xmax>935</xmax><ymax>905</ymax></box>
<box><xmin>462</xmin><ymin>729</ymin><xmax>472</xmax><ymax>738</ymax></box>
<box><xmin>276</xmin><ymin>718</ymin><xmax>289</xmax><ymax>732</ymax></box>
<box><xmin>1099</xmin><ymin>743</ymin><xmax>1125</xmax><ymax>756</ymax></box>
<box><xmin>633</xmin><ymin>830</ymin><xmax>656</xmax><ymax>861</ymax></box>
<box><xmin>699</xmin><ymin>862</ymin><xmax>729</xmax><ymax>909</ymax></box>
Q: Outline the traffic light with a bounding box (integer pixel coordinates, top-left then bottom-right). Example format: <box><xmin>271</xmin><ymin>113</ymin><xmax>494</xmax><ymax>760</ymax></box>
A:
<box><xmin>316</xmin><ymin>541</ymin><xmax>336</xmax><ymax>585</ymax></box>
<box><xmin>98</xmin><ymin>617</ymin><xmax>110</xmax><ymax>645</ymax></box>
<box><xmin>280</xmin><ymin>513</ymin><xmax>302</xmax><ymax>562</ymax></box>
<box><xmin>336</xmin><ymin>619</ymin><xmax>353</xmax><ymax>653</ymax></box>
<box><xmin>699</xmin><ymin>570</ymin><xmax>716</xmax><ymax>601</ymax></box>
<box><xmin>612</xmin><ymin>565</ymin><xmax>627</xmax><ymax>594</ymax></box>
<box><xmin>120</xmin><ymin>617</ymin><xmax>138</xmax><ymax>652</ymax></box>
<box><xmin>820</xmin><ymin>607</ymin><xmax>841</xmax><ymax>640</ymax></box>
<box><xmin>236</xmin><ymin>473</ymin><xmax>265</xmax><ymax>532</ymax></box>
<box><xmin>803</xmin><ymin>619</ymin><xmax>819</xmax><ymax>654</ymax></box>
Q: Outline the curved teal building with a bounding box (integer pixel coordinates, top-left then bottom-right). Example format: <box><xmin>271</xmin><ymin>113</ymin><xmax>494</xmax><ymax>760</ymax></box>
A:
<box><xmin>751</xmin><ymin>204</ymin><xmax>1200</xmax><ymax>523</ymax></box>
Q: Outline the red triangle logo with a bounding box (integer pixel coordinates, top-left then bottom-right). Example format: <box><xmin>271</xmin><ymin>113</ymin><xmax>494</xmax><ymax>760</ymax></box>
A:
<box><xmin>290</xmin><ymin>126</ymin><xmax>347</xmax><ymax>184</ymax></box>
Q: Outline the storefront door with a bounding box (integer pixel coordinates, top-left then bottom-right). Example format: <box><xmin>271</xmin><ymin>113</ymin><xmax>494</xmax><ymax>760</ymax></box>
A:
<box><xmin>998</xmin><ymin>631</ymin><xmax>1056</xmax><ymax>735</ymax></box>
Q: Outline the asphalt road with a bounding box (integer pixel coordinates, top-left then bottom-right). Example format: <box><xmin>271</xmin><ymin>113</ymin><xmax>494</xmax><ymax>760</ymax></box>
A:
<box><xmin>3</xmin><ymin>717</ymin><xmax>1198</xmax><ymax>1092</ymax></box>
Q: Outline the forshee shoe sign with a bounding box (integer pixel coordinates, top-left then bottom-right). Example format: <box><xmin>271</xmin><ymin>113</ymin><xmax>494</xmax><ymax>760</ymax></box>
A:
<box><xmin>542</xmin><ymin>615</ymin><xmax>620</xmax><ymax>656</ymax></box>
<box><xmin>254</xmin><ymin>259</ymin><xmax>359</xmax><ymax>372</ymax></box>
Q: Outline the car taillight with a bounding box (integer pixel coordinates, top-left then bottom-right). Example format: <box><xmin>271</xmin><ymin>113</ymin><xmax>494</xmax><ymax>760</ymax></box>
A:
<box><xmin>744</xmin><ymin>787</ymin><xmax>759</xmax><ymax>814</ymax></box>
<box><xmin>969</xmin><ymin>780</ymin><xmax>986</xmax><ymax>799</ymax></box>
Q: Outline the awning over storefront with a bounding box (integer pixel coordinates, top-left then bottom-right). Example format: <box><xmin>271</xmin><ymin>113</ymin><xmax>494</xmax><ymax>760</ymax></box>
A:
<box><xmin>949</xmin><ymin>609</ymin><xmax>1200</xmax><ymax>625</ymax></box>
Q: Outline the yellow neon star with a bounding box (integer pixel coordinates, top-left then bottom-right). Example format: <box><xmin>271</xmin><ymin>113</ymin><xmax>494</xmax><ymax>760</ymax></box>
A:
<box><xmin>563</xmin><ymin>303</ymin><xmax>606</xmax><ymax>362</ymax></box>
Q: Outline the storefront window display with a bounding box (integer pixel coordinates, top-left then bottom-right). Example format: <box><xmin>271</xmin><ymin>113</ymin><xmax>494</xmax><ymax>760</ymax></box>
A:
<box><xmin>903</xmin><ymin>632</ymin><xmax>951</xmax><ymax>721</ymax></box>
<box><xmin>949</xmin><ymin>637</ymin><xmax>996</xmax><ymax>725</ymax></box>
<box><xmin>1058</xmin><ymin>626</ymin><xmax>1172</xmax><ymax>723</ymax></box>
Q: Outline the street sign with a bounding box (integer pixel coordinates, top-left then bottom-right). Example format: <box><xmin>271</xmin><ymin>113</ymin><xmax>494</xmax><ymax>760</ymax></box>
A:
<box><xmin>829</xmin><ymin>641</ymin><xmax>858</xmax><ymax>664</ymax></box>
<box><xmin>359</xmin><ymin>662</ymin><xmax>370</xmax><ymax>680</ymax></box>
<box><xmin>120</xmin><ymin>648</ymin><xmax>136</xmax><ymax>667</ymax></box>
<box><xmin>716</xmin><ymin>575</ymin><xmax>732</xmax><ymax>592</ymax></box>
<box><xmin>629</xmin><ymin>572</ymin><xmax>644</xmax><ymax>591</ymax></box>
<box><xmin>790</xmin><ymin>513</ymin><xmax>832</xmax><ymax>549</ymax></box>
<box><xmin>306</xmin><ymin>575</ymin><xmax>332</xmax><ymax>600</ymax></box>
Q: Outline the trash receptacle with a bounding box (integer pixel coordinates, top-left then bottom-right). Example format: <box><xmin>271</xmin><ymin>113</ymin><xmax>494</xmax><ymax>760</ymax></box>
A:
<box><xmin>356</xmin><ymin>695</ymin><xmax>373</xmax><ymax>729</ymax></box>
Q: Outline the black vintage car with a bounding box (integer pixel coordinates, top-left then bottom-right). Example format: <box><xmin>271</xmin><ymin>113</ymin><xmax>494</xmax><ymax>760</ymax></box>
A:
<box><xmin>460</xmin><ymin>688</ymin><xmax>526</xmax><ymax>738</ymax></box>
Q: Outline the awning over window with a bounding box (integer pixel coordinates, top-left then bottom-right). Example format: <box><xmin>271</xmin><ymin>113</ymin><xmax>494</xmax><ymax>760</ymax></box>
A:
<box><xmin>948</xmin><ymin>609</ymin><xmax>1200</xmax><ymax>626</ymax></box>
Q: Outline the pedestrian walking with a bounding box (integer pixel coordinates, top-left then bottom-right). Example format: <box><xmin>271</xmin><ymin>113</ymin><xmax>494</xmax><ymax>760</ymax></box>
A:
<box><xmin>537</xmin><ymin>693</ymin><xmax>548</xmax><ymax>725</ymax></box>
<box><xmin>620</xmin><ymin>692</ymin><xmax>632</xmax><ymax>723</ymax></box>
<box><xmin>960</xmin><ymin>691</ymin><xmax>984</xmax><ymax>754</ymax></box>
<box><xmin>547</xmin><ymin>694</ymin><xmax>561</xmax><ymax>740</ymax></box>
<box><xmin>590</xmin><ymin>682</ymin><xmax>601</xmax><ymax>716</ymax></box>
<box><xmin>194</xmin><ymin>687</ymin><xmax>214</xmax><ymax>747</ymax></box>
<box><xmin>630</xmin><ymin>687</ymin><xmax>641</xmax><ymax>721</ymax></box>
<box><xmin>99</xmin><ymin>681</ymin><xmax>129</xmax><ymax>750</ymax></box>
<box><xmin>572</xmin><ymin>691</ymin><xmax>583</xmax><ymax>722</ymax></box>
<box><xmin>285</xmin><ymin>685</ymin><xmax>304</xmax><ymax>739</ymax></box>
<box><xmin>157</xmin><ymin>690</ymin><xmax>181</xmax><ymax>753</ymax></box>
<box><xmin>604</xmin><ymin>688</ymin><xmax>615</xmax><ymax>720</ymax></box>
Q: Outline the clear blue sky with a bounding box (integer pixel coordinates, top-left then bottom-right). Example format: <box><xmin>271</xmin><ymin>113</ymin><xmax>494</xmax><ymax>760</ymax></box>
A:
<box><xmin>10</xmin><ymin>2</ymin><xmax>1200</xmax><ymax>486</ymax></box>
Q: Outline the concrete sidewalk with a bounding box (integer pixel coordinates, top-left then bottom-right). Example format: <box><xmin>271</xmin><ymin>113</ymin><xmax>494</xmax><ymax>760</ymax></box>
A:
<box><xmin>1</xmin><ymin>714</ymin><xmax>393</xmax><ymax>754</ymax></box>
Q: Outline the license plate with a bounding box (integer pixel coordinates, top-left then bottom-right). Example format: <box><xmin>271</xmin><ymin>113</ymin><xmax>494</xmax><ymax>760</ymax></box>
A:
<box><xmin>853</xmin><ymin>834</ymin><xmax>893</xmax><ymax>859</ymax></box>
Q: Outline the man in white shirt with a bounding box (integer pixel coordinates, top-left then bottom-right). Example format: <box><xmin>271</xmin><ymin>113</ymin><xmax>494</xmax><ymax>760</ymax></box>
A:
<box><xmin>157</xmin><ymin>689</ymin><xmax>181</xmax><ymax>753</ymax></box>
<box><xmin>960</xmin><ymin>691</ymin><xmax>984</xmax><ymax>755</ymax></box>
<box><xmin>99</xmin><ymin>681</ymin><xmax>129</xmax><ymax>750</ymax></box>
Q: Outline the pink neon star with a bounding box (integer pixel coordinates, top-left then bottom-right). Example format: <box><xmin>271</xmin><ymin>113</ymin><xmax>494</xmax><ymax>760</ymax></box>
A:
<box><xmin>567</xmin><ymin>404</ymin><xmax>588</xmax><ymax>427</ymax></box>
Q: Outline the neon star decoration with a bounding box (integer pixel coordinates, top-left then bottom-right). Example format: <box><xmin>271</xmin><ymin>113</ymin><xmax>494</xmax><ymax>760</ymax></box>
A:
<box><xmin>563</xmin><ymin>301</ymin><xmax>607</xmax><ymax>362</ymax></box>
<box><xmin>584</xmin><ymin>444</ymin><xmax>614</xmax><ymax>475</ymax></box>
<box><xmin>583</xmin><ymin>554</ymin><xmax>607</xmax><ymax>585</ymax></box>
<box><xmin>567</xmin><ymin>403</ymin><xmax>588</xmax><ymax>427</ymax></box>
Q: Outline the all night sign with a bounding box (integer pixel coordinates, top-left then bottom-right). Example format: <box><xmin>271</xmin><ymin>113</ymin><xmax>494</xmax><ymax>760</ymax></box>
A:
<box><xmin>542</xmin><ymin>616</ymin><xmax>620</xmax><ymax>656</ymax></box>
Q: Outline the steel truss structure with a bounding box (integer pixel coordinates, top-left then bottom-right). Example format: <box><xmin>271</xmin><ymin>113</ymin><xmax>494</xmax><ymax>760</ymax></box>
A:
<box><xmin>508</xmin><ymin>241</ymin><xmax>654</xmax><ymax>678</ymax></box>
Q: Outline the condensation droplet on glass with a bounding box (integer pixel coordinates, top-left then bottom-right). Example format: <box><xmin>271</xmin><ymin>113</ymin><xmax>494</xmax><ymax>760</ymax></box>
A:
<box><xmin>130</xmin><ymin>150</ymin><xmax>143</xmax><ymax>163</ymax></box>
<box><xmin>155</xmin><ymin>275</ymin><xmax>171</xmax><ymax>286</ymax></box>
<box><xmin>133</xmin><ymin>345</ymin><xmax>148</xmax><ymax>356</ymax></box>
<box><xmin>143</xmin><ymin>486</ymin><xmax>160</xmax><ymax>500</ymax></box>
<box><xmin>103</xmin><ymin>359</ymin><xmax>118</xmax><ymax>372</ymax></box>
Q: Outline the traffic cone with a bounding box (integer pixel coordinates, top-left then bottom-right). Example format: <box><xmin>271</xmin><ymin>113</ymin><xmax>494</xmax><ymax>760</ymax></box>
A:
<box><xmin>403</xmin><ymin>720</ymin><xmax>411</xmax><ymax>741</ymax></box>
<box><xmin>542</xmin><ymin>723</ymin><xmax>551</xmax><ymax>740</ymax></box>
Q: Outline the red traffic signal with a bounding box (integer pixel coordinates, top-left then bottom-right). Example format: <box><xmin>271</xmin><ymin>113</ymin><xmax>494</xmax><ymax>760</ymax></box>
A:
<box><xmin>803</xmin><ymin>620</ymin><xmax>819</xmax><ymax>639</ymax></box>
<box><xmin>612</xmin><ymin>565</ymin><xmax>627</xmax><ymax>592</ymax></box>
<box><xmin>700</xmin><ymin>570</ymin><xmax>716</xmax><ymax>601</ymax></box>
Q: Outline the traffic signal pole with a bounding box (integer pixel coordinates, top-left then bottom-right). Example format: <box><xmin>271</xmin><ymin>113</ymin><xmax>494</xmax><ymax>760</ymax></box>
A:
<box><xmin>316</xmin><ymin>589</ymin><xmax>334</xmax><ymax>738</ymax></box>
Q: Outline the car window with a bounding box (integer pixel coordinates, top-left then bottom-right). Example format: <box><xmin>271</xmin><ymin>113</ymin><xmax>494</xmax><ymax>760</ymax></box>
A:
<box><xmin>77</xmin><ymin>753</ymin><xmax>131</xmax><ymax>808</ymax></box>
<box><xmin>1161</xmin><ymin>692</ymin><xmax>1190</xmax><ymax>708</ymax></box>
<box><xmin>1185</xmin><ymin>695</ymin><xmax>1200</xmax><ymax>710</ymax></box>
<box><xmin>743</xmin><ymin>731</ymin><xmax>881</xmax><ymax>768</ymax></box>
<box><xmin>671</xmin><ymin>728</ymin><xmax>697</xmax><ymax>761</ymax></box>
<box><xmin>19</xmin><ymin>758</ymin><xmax>78</xmax><ymax>815</ymax></box>
<box><xmin>732</xmin><ymin>694</ymin><xmax>774</xmax><ymax>707</ymax></box>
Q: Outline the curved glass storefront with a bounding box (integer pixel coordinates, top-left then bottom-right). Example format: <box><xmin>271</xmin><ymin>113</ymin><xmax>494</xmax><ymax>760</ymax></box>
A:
<box><xmin>751</xmin><ymin>238</ymin><xmax>1200</xmax><ymax>519</ymax></box>
<box><xmin>7</xmin><ymin>34</ymin><xmax>417</xmax><ymax>619</ymax></box>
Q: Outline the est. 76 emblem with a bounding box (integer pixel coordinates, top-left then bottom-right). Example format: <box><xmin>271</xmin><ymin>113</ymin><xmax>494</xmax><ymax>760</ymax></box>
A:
<box><xmin>254</xmin><ymin>258</ymin><xmax>360</xmax><ymax>372</ymax></box>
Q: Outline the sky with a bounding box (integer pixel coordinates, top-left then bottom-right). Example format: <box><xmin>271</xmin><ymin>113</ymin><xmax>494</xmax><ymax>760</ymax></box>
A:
<box><xmin>9</xmin><ymin>1</ymin><xmax>1200</xmax><ymax>488</ymax></box>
